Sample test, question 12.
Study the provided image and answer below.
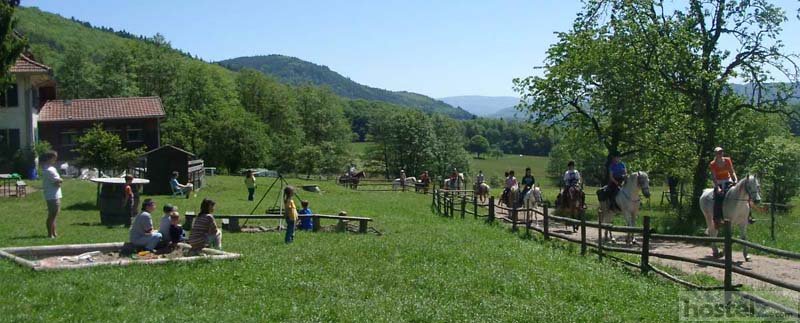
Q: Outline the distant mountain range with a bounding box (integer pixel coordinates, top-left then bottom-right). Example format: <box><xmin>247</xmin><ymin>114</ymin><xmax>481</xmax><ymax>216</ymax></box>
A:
<box><xmin>438</xmin><ymin>95</ymin><xmax>519</xmax><ymax>116</ymax></box>
<box><xmin>216</xmin><ymin>55</ymin><xmax>473</xmax><ymax>119</ymax></box>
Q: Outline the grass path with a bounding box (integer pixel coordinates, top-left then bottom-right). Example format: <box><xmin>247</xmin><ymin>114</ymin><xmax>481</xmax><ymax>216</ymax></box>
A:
<box><xmin>0</xmin><ymin>176</ymin><xmax>694</xmax><ymax>321</ymax></box>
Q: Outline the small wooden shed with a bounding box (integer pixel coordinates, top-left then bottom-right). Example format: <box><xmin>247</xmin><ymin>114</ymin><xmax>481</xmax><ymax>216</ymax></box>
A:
<box><xmin>138</xmin><ymin>145</ymin><xmax>204</xmax><ymax>195</ymax></box>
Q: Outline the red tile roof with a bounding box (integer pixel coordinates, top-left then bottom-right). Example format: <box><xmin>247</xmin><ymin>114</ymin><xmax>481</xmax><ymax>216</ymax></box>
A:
<box><xmin>39</xmin><ymin>97</ymin><xmax>166</xmax><ymax>123</ymax></box>
<box><xmin>10</xmin><ymin>54</ymin><xmax>51</xmax><ymax>74</ymax></box>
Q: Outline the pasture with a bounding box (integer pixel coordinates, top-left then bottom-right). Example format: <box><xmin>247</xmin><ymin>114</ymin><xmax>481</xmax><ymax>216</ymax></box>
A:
<box><xmin>0</xmin><ymin>175</ymin><xmax>686</xmax><ymax>321</ymax></box>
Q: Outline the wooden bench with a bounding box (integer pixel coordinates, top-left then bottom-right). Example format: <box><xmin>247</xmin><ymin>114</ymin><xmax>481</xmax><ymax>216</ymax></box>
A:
<box><xmin>15</xmin><ymin>181</ymin><xmax>26</xmax><ymax>197</ymax></box>
<box><xmin>184</xmin><ymin>212</ymin><xmax>373</xmax><ymax>233</ymax></box>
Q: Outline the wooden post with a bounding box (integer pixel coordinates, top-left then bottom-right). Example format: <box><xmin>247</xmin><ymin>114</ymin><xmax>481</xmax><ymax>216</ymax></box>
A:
<box><xmin>771</xmin><ymin>183</ymin><xmax>776</xmax><ymax>241</ymax></box>
<box><xmin>359</xmin><ymin>220</ymin><xmax>368</xmax><ymax>233</ymax></box>
<box><xmin>598</xmin><ymin>210</ymin><xmax>603</xmax><ymax>261</ymax></box>
<box><xmin>488</xmin><ymin>196</ymin><xmax>495</xmax><ymax>223</ymax></box>
<box><xmin>473</xmin><ymin>195</ymin><xmax>478</xmax><ymax>219</ymax></box>
<box><xmin>436</xmin><ymin>190</ymin><xmax>442</xmax><ymax>215</ymax></box>
<box><xmin>432</xmin><ymin>188</ymin><xmax>436</xmax><ymax>207</ymax></box>
<box><xmin>461</xmin><ymin>195</ymin><xmax>466</xmax><ymax>219</ymax></box>
<box><xmin>580</xmin><ymin>209</ymin><xmax>587</xmax><ymax>256</ymax></box>
<box><xmin>723</xmin><ymin>219</ymin><xmax>733</xmax><ymax>304</ymax></box>
<box><xmin>511</xmin><ymin>204</ymin><xmax>518</xmax><ymax>232</ymax></box>
<box><xmin>542</xmin><ymin>202</ymin><xmax>550</xmax><ymax>240</ymax></box>
<box><xmin>229</xmin><ymin>217</ymin><xmax>241</xmax><ymax>232</ymax></box>
<box><xmin>184</xmin><ymin>211</ymin><xmax>195</xmax><ymax>231</ymax></box>
<box><xmin>312</xmin><ymin>215</ymin><xmax>321</xmax><ymax>232</ymax></box>
<box><xmin>641</xmin><ymin>216</ymin><xmax>651</xmax><ymax>274</ymax></box>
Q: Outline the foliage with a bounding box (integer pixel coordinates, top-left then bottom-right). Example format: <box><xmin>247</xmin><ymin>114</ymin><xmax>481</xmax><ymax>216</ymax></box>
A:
<box><xmin>218</xmin><ymin>55</ymin><xmax>473</xmax><ymax>119</ymax></box>
<box><xmin>748</xmin><ymin>136</ymin><xmax>800</xmax><ymax>205</ymax></box>
<box><xmin>546</xmin><ymin>130</ymin><xmax>606</xmax><ymax>186</ymax></box>
<box><xmin>72</xmin><ymin>124</ymin><xmax>144</xmax><ymax>171</ymax></box>
<box><xmin>467</xmin><ymin>135</ymin><xmax>490</xmax><ymax>158</ymax></box>
<box><xmin>0</xmin><ymin>0</ymin><xmax>24</xmax><ymax>83</ymax></box>
<box><xmin>204</xmin><ymin>111</ymin><xmax>271</xmax><ymax>173</ymax></box>
<box><xmin>463</xmin><ymin>118</ymin><xmax>553</xmax><ymax>156</ymax></box>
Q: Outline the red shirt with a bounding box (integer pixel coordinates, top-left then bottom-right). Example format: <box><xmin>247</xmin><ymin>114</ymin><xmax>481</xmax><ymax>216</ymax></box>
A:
<box><xmin>709</xmin><ymin>158</ymin><xmax>734</xmax><ymax>181</ymax></box>
<box><xmin>124</xmin><ymin>184</ymin><xmax>133</xmax><ymax>202</ymax></box>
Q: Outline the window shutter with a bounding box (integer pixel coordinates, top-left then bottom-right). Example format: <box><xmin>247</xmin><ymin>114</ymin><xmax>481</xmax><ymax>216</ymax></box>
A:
<box><xmin>7</xmin><ymin>84</ymin><xmax>18</xmax><ymax>107</ymax></box>
<box><xmin>9</xmin><ymin>129</ymin><xmax>20</xmax><ymax>150</ymax></box>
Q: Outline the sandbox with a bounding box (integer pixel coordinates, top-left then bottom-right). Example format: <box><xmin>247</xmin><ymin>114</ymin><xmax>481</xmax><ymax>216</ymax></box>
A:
<box><xmin>0</xmin><ymin>242</ymin><xmax>240</xmax><ymax>271</ymax></box>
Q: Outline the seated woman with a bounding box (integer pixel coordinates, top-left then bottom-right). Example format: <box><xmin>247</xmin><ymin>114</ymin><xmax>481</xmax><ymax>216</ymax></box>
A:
<box><xmin>129</xmin><ymin>199</ymin><xmax>163</xmax><ymax>252</ymax></box>
<box><xmin>187</xmin><ymin>198</ymin><xmax>222</xmax><ymax>255</ymax></box>
<box><xmin>170</xmin><ymin>171</ymin><xmax>193</xmax><ymax>198</ymax></box>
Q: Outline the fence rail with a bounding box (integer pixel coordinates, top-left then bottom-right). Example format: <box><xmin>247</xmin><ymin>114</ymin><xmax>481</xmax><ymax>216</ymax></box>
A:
<box><xmin>430</xmin><ymin>189</ymin><xmax>800</xmax><ymax>316</ymax></box>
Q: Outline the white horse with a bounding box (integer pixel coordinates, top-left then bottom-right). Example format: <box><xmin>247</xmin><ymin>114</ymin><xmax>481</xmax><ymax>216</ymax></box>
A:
<box><xmin>475</xmin><ymin>182</ymin><xmax>490</xmax><ymax>203</ymax></box>
<box><xmin>392</xmin><ymin>177</ymin><xmax>417</xmax><ymax>191</ymax></box>
<box><xmin>443</xmin><ymin>173</ymin><xmax>465</xmax><ymax>192</ymax></box>
<box><xmin>598</xmin><ymin>171</ymin><xmax>651</xmax><ymax>244</ymax></box>
<box><xmin>522</xmin><ymin>185</ymin><xmax>543</xmax><ymax>221</ymax></box>
<box><xmin>700</xmin><ymin>175</ymin><xmax>762</xmax><ymax>261</ymax></box>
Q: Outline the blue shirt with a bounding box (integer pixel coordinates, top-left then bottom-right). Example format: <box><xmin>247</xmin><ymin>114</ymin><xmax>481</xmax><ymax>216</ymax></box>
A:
<box><xmin>299</xmin><ymin>208</ymin><xmax>313</xmax><ymax>230</ymax></box>
<box><xmin>170</xmin><ymin>178</ymin><xmax>180</xmax><ymax>190</ymax></box>
<box><xmin>609</xmin><ymin>161</ymin><xmax>626</xmax><ymax>178</ymax></box>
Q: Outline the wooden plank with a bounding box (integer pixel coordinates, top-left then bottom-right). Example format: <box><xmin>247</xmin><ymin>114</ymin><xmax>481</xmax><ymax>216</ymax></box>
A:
<box><xmin>650</xmin><ymin>233</ymin><xmax>724</xmax><ymax>244</ymax></box>
<box><xmin>731</xmin><ymin>238</ymin><xmax>800</xmax><ymax>260</ymax></box>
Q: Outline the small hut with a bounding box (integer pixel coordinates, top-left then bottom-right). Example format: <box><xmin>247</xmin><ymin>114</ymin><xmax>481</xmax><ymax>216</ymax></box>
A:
<box><xmin>138</xmin><ymin>145</ymin><xmax>204</xmax><ymax>195</ymax></box>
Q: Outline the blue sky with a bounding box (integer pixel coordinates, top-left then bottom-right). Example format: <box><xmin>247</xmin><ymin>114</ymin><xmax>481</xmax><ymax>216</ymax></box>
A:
<box><xmin>23</xmin><ymin>0</ymin><xmax>800</xmax><ymax>98</ymax></box>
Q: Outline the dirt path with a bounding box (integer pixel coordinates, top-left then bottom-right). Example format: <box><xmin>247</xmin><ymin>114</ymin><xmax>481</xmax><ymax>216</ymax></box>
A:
<box><xmin>492</xmin><ymin>205</ymin><xmax>800</xmax><ymax>299</ymax></box>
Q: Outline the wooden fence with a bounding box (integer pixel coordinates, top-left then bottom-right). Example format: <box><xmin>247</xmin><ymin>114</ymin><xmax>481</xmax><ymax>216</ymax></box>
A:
<box><xmin>431</xmin><ymin>189</ymin><xmax>800</xmax><ymax>317</ymax></box>
<box><xmin>339</xmin><ymin>177</ymin><xmax>433</xmax><ymax>193</ymax></box>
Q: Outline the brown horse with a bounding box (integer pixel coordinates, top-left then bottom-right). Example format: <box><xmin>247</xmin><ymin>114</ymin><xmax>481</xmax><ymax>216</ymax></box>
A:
<box><xmin>339</xmin><ymin>171</ymin><xmax>366</xmax><ymax>189</ymax></box>
<box><xmin>501</xmin><ymin>186</ymin><xmax>519</xmax><ymax>208</ymax></box>
<box><xmin>557</xmin><ymin>185</ymin><xmax>585</xmax><ymax>232</ymax></box>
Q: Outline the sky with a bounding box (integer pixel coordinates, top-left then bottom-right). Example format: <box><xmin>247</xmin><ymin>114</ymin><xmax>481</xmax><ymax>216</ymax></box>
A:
<box><xmin>22</xmin><ymin>0</ymin><xmax>800</xmax><ymax>98</ymax></box>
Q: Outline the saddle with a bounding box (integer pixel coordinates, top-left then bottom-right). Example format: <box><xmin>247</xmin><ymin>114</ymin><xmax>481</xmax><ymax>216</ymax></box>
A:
<box><xmin>596</xmin><ymin>186</ymin><xmax>620</xmax><ymax>211</ymax></box>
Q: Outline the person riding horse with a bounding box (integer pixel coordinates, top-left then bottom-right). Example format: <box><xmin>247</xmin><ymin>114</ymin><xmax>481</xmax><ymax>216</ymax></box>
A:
<box><xmin>502</xmin><ymin>170</ymin><xmax>518</xmax><ymax>206</ymax></box>
<box><xmin>608</xmin><ymin>155</ymin><xmax>627</xmax><ymax>211</ymax></box>
<box><xmin>347</xmin><ymin>163</ymin><xmax>357</xmax><ymax>177</ymax></box>
<box><xmin>560</xmin><ymin>160</ymin><xmax>583</xmax><ymax>206</ymax></box>
<box><xmin>476</xmin><ymin>170</ymin><xmax>485</xmax><ymax>186</ymax></box>
<box><xmin>519</xmin><ymin>168</ymin><xmax>535</xmax><ymax>205</ymax></box>
<box><xmin>710</xmin><ymin>147</ymin><xmax>753</xmax><ymax>225</ymax></box>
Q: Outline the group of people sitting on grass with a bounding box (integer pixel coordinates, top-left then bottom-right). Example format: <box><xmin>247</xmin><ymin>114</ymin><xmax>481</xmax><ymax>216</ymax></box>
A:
<box><xmin>129</xmin><ymin>198</ymin><xmax>221</xmax><ymax>255</ymax></box>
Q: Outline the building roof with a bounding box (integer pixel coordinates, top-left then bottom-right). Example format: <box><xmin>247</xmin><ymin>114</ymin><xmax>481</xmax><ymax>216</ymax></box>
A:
<box><xmin>10</xmin><ymin>54</ymin><xmax>51</xmax><ymax>74</ymax></box>
<box><xmin>142</xmin><ymin>145</ymin><xmax>195</xmax><ymax>157</ymax></box>
<box><xmin>39</xmin><ymin>97</ymin><xmax>166</xmax><ymax>123</ymax></box>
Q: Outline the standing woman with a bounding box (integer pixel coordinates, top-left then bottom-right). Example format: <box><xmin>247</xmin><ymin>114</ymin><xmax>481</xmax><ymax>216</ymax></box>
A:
<box><xmin>41</xmin><ymin>151</ymin><xmax>62</xmax><ymax>238</ymax></box>
<box><xmin>284</xmin><ymin>186</ymin><xmax>298</xmax><ymax>244</ymax></box>
<box><xmin>245</xmin><ymin>170</ymin><xmax>256</xmax><ymax>201</ymax></box>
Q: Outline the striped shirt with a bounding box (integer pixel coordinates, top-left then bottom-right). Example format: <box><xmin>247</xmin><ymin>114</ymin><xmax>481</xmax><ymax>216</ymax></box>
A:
<box><xmin>187</xmin><ymin>214</ymin><xmax>218</xmax><ymax>249</ymax></box>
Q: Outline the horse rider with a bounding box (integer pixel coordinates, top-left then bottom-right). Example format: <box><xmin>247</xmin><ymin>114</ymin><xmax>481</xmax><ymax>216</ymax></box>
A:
<box><xmin>476</xmin><ymin>170</ymin><xmax>485</xmax><ymax>185</ymax></box>
<box><xmin>503</xmin><ymin>170</ymin><xmax>518</xmax><ymax>205</ymax></box>
<box><xmin>347</xmin><ymin>163</ymin><xmax>357</xmax><ymax>177</ymax></box>
<box><xmin>419</xmin><ymin>171</ymin><xmax>430</xmax><ymax>186</ymax></box>
<box><xmin>608</xmin><ymin>154</ymin><xmax>627</xmax><ymax>211</ymax></box>
<box><xmin>561</xmin><ymin>160</ymin><xmax>582</xmax><ymax>205</ymax></box>
<box><xmin>519</xmin><ymin>167</ymin><xmax>536</xmax><ymax>205</ymax></box>
<box><xmin>709</xmin><ymin>147</ymin><xmax>753</xmax><ymax>224</ymax></box>
<box><xmin>400</xmin><ymin>169</ymin><xmax>407</xmax><ymax>189</ymax></box>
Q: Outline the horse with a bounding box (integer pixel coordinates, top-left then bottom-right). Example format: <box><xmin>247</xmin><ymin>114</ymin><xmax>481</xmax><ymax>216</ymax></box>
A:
<box><xmin>475</xmin><ymin>182</ymin><xmax>490</xmax><ymax>203</ymax></box>
<box><xmin>557</xmin><ymin>185</ymin><xmax>584</xmax><ymax>232</ymax></box>
<box><xmin>339</xmin><ymin>171</ymin><xmax>366</xmax><ymax>189</ymax></box>
<box><xmin>501</xmin><ymin>185</ymin><xmax>520</xmax><ymax>208</ymax></box>
<box><xmin>700</xmin><ymin>174</ymin><xmax>762</xmax><ymax>261</ymax></box>
<box><xmin>392</xmin><ymin>177</ymin><xmax>417</xmax><ymax>191</ymax></box>
<box><xmin>443</xmin><ymin>173</ymin><xmax>465</xmax><ymax>192</ymax></box>
<box><xmin>597</xmin><ymin>171</ymin><xmax>651</xmax><ymax>244</ymax></box>
<box><xmin>522</xmin><ymin>185</ymin><xmax>543</xmax><ymax>221</ymax></box>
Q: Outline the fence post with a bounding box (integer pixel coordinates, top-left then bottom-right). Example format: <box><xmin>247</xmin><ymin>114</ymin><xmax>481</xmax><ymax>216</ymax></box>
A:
<box><xmin>488</xmin><ymin>196</ymin><xmax>495</xmax><ymax>223</ymax></box>
<box><xmin>771</xmin><ymin>183</ymin><xmax>776</xmax><ymax>241</ymax></box>
<box><xmin>473</xmin><ymin>195</ymin><xmax>478</xmax><ymax>219</ymax></box>
<box><xmin>598</xmin><ymin>210</ymin><xmax>603</xmax><ymax>261</ymax></box>
<box><xmin>432</xmin><ymin>188</ymin><xmax>436</xmax><ymax>207</ymax></box>
<box><xmin>461</xmin><ymin>195</ymin><xmax>466</xmax><ymax>219</ymax></box>
<box><xmin>641</xmin><ymin>216</ymin><xmax>651</xmax><ymax>275</ymax></box>
<box><xmin>511</xmin><ymin>204</ymin><xmax>518</xmax><ymax>232</ymax></box>
<box><xmin>723</xmin><ymin>219</ymin><xmax>733</xmax><ymax>304</ymax></box>
<box><xmin>580</xmin><ymin>210</ymin><xmax>587</xmax><ymax>256</ymax></box>
<box><xmin>543</xmin><ymin>202</ymin><xmax>550</xmax><ymax>240</ymax></box>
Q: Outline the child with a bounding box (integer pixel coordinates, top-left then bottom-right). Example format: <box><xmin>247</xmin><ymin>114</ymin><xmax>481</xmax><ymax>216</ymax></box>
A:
<box><xmin>187</xmin><ymin>198</ymin><xmax>221</xmax><ymax>254</ymax></box>
<box><xmin>158</xmin><ymin>204</ymin><xmax>177</xmax><ymax>244</ymax></box>
<box><xmin>168</xmin><ymin>212</ymin><xmax>185</xmax><ymax>245</ymax></box>
<box><xmin>123</xmin><ymin>175</ymin><xmax>135</xmax><ymax>219</ymax></box>
<box><xmin>245</xmin><ymin>170</ymin><xmax>256</xmax><ymax>201</ymax></box>
<box><xmin>284</xmin><ymin>186</ymin><xmax>298</xmax><ymax>244</ymax></box>
<box><xmin>299</xmin><ymin>200</ymin><xmax>313</xmax><ymax>230</ymax></box>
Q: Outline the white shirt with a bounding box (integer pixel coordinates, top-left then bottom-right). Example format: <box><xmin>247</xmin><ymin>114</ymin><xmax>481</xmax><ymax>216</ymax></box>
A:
<box><xmin>563</xmin><ymin>169</ymin><xmax>581</xmax><ymax>186</ymax></box>
<box><xmin>42</xmin><ymin>165</ymin><xmax>62</xmax><ymax>200</ymax></box>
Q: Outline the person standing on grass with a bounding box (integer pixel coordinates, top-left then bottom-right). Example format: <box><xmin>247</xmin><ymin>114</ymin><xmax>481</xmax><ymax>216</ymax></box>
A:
<box><xmin>130</xmin><ymin>199</ymin><xmax>163</xmax><ymax>251</ymax></box>
<box><xmin>187</xmin><ymin>198</ymin><xmax>222</xmax><ymax>254</ymax></box>
<box><xmin>41</xmin><ymin>151</ymin><xmax>62</xmax><ymax>238</ymax></box>
<box><xmin>122</xmin><ymin>175</ymin><xmax>135</xmax><ymax>219</ymax></box>
<box><xmin>284</xmin><ymin>186</ymin><xmax>298</xmax><ymax>244</ymax></box>
<box><xmin>245</xmin><ymin>170</ymin><xmax>256</xmax><ymax>201</ymax></box>
<box><xmin>400</xmin><ymin>169</ymin><xmax>407</xmax><ymax>190</ymax></box>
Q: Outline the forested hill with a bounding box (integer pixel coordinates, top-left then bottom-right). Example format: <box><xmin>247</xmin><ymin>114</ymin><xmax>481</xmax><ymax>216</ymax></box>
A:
<box><xmin>217</xmin><ymin>55</ymin><xmax>473</xmax><ymax>119</ymax></box>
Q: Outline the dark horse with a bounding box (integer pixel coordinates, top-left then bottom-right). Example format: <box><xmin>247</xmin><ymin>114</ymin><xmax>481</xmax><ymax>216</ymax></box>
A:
<box><xmin>556</xmin><ymin>185</ymin><xmax>585</xmax><ymax>232</ymax></box>
<box><xmin>339</xmin><ymin>171</ymin><xmax>366</xmax><ymax>189</ymax></box>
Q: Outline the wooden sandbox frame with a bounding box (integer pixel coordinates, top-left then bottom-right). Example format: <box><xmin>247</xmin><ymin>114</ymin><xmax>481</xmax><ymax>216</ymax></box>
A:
<box><xmin>0</xmin><ymin>242</ymin><xmax>240</xmax><ymax>271</ymax></box>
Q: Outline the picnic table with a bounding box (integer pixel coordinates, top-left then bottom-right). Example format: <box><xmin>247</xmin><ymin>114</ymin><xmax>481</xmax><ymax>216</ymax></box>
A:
<box><xmin>0</xmin><ymin>174</ymin><xmax>21</xmax><ymax>197</ymax></box>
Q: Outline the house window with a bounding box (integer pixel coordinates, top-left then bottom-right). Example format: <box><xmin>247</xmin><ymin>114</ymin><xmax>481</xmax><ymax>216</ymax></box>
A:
<box><xmin>0</xmin><ymin>84</ymin><xmax>19</xmax><ymax>108</ymax></box>
<box><xmin>0</xmin><ymin>129</ymin><xmax>20</xmax><ymax>151</ymax></box>
<box><xmin>127</xmin><ymin>128</ymin><xmax>143</xmax><ymax>142</ymax></box>
<box><xmin>61</xmin><ymin>130</ymin><xmax>80</xmax><ymax>147</ymax></box>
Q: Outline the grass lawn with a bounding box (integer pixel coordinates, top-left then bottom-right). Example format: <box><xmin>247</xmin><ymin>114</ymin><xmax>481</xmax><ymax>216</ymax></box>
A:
<box><xmin>0</xmin><ymin>175</ymin><xmax>686</xmax><ymax>321</ymax></box>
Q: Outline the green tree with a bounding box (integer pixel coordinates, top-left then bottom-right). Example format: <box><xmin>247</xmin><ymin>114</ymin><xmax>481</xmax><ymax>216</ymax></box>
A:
<box><xmin>73</xmin><ymin>124</ymin><xmax>144</xmax><ymax>172</ymax></box>
<box><xmin>468</xmin><ymin>135</ymin><xmax>490</xmax><ymax>158</ymax></box>
<box><xmin>95</xmin><ymin>45</ymin><xmax>139</xmax><ymax>97</ymax></box>
<box><xmin>748</xmin><ymin>136</ymin><xmax>800</xmax><ymax>205</ymax></box>
<box><xmin>56</xmin><ymin>43</ymin><xmax>100</xmax><ymax>99</ymax></box>
<box><xmin>204</xmin><ymin>111</ymin><xmax>270</xmax><ymax>173</ymax></box>
<box><xmin>0</xmin><ymin>0</ymin><xmax>25</xmax><ymax>83</ymax></box>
